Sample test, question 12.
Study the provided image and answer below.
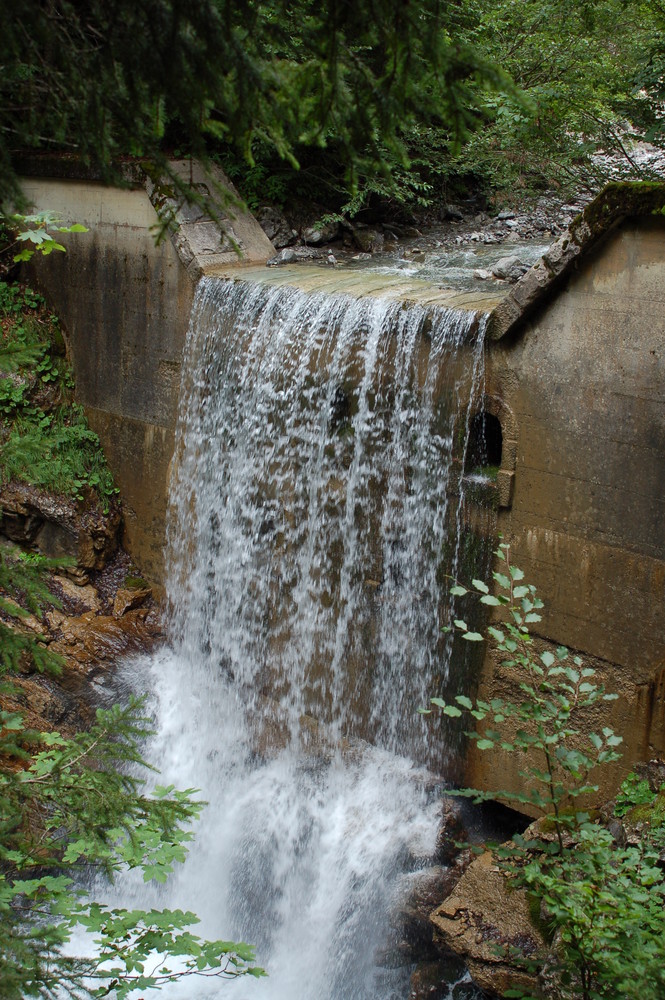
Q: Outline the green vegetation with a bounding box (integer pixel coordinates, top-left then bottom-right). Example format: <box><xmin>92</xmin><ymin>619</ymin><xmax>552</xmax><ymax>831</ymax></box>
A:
<box><xmin>0</xmin><ymin>280</ymin><xmax>265</xmax><ymax>995</ymax></box>
<box><xmin>1</xmin><ymin>679</ymin><xmax>266</xmax><ymax>998</ymax></box>
<box><xmin>220</xmin><ymin>0</ymin><xmax>665</xmax><ymax>214</ymax></box>
<box><xmin>4</xmin><ymin>1</ymin><xmax>664</xmax><ymax>222</ymax></box>
<box><xmin>1</xmin><ymin>0</ymin><xmax>514</xmax><ymax>216</ymax></box>
<box><xmin>0</xmin><ymin>281</ymin><xmax>117</xmax><ymax>511</ymax></box>
<box><xmin>424</xmin><ymin>543</ymin><xmax>665</xmax><ymax>999</ymax></box>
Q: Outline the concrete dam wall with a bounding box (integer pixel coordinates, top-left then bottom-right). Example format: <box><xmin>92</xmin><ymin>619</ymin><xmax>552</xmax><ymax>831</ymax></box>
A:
<box><xmin>20</xmin><ymin>170</ymin><xmax>665</xmax><ymax>794</ymax></box>
<box><xmin>475</xmin><ymin>209</ymin><xmax>665</xmax><ymax>800</ymax></box>
<box><xmin>21</xmin><ymin>161</ymin><xmax>274</xmax><ymax>581</ymax></box>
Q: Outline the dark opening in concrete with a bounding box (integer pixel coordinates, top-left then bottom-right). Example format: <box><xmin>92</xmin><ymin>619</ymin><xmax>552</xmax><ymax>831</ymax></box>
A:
<box><xmin>466</xmin><ymin>411</ymin><xmax>503</xmax><ymax>473</ymax></box>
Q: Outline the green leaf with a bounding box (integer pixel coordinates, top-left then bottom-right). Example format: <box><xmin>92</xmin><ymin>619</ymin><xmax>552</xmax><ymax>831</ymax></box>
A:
<box><xmin>455</xmin><ymin>695</ymin><xmax>473</xmax><ymax>710</ymax></box>
<box><xmin>462</xmin><ymin>631</ymin><xmax>484</xmax><ymax>641</ymax></box>
<box><xmin>472</xmin><ymin>579</ymin><xmax>489</xmax><ymax>593</ymax></box>
<box><xmin>450</xmin><ymin>584</ymin><xmax>468</xmax><ymax>596</ymax></box>
<box><xmin>480</xmin><ymin>594</ymin><xmax>502</xmax><ymax>606</ymax></box>
<box><xmin>453</xmin><ymin>619</ymin><xmax>468</xmax><ymax>631</ymax></box>
<box><xmin>476</xmin><ymin>738</ymin><xmax>495</xmax><ymax>750</ymax></box>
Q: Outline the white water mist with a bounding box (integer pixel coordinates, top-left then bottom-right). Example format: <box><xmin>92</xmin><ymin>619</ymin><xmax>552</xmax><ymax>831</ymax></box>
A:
<box><xmin>115</xmin><ymin>275</ymin><xmax>489</xmax><ymax>1000</ymax></box>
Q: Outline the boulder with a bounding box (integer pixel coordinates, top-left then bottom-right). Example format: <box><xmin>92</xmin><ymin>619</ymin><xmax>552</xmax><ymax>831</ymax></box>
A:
<box><xmin>491</xmin><ymin>256</ymin><xmax>529</xmax><ymax>283</ymax></box>
<box><xmin>257</xmin><ymin>206</ymin><xmax>296</xmax><ymax>248</ymax></box>
<box><xmin>430</xmin><ymin>850</ymin><xmax>546</xmax><ymax>997</ymax></box>
<box><xmin>266</xmin><ymin>248</ymin><xmax>298</xmax><ymax>266</ymax></box>
<box><xmin>443</xmin><ymin>205</ymin><xmax>465</xmax><ymax>222</ymax></box>
<box><xmin>112</xmin><ymin>585</ymin><xmax>152</xmax><ymax>617</ymax></box>
<box><xmin>302</xmin><ymin>220</ymin><xmax>339</xmax><ymax>245</ymax></box>
<box><xmin>353</xmin><ymin>227</ymin><xmax>384</xmax><ymax>253</ymax></box>
<box><xmin>391</xmin><ymin>863</ymin><xmax>470</xmax><ymax>958</ymax></box>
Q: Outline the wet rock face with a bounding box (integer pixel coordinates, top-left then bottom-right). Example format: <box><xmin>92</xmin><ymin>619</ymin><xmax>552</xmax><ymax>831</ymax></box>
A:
<box><xmin>430</xmin><ymin>851</ymin><xmax>547</xmax><ymax>998</ymax></box>
<box><xmin>409</xmin><ymin>957</ymin><xmax>468</xmax><ymax>1000</ymax></box>
<box><xmin>389</xmin><ymin>862</ymin><xmax>472</xmax><ymax>963</ymax></box>
<box><xmin>435</xmin><ymin>797</ymin><xmax>469</xmax><ymax>864</ymax></box>
<box><xmin>3</xmin><ymin>549</ymin><xmax>162</xmax><ymax>735</ymax></box>
<box><xmin>0</xmin><ymin>482</ymin><xmax>121</xmax><ymax>577</ymax></box>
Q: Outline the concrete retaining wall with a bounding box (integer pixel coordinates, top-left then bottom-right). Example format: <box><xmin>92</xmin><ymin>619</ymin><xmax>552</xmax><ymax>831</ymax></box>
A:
<box><xmin>469</xmin><ymin>218</ymin><xmax>665</xmax><ymax>804</ymax></box>
<box><xmin>21</xmin><ymin>164</ymin><xmax>274</xmax><ymax>582</ymax></box>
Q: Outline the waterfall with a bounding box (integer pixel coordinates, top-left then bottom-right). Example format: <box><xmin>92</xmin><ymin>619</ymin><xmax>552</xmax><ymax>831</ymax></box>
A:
<box><xmin>119</xmin><ymin>275</ymin><xmax>491</xmax><ymax>1000</ymax></box>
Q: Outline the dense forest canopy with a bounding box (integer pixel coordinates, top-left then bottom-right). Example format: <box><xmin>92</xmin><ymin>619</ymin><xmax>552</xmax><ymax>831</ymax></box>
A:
<box><xmin>2</xmin><ymin>0</ymin><xmax>664</xmax><ymax>216</ymax></box>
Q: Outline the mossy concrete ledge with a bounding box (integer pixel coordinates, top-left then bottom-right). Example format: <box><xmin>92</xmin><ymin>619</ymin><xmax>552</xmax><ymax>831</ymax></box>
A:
<box><xmin>487</xmin><ymin>181</ymin><xmax>665</xmax><ymax>341</ymax></box>
<box><xmin>20</xmin><ymin>159</ymin><xmax>274</xmax><ymax>583</ymax></box>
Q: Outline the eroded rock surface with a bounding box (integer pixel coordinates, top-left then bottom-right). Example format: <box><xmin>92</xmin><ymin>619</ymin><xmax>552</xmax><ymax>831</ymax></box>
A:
<box><xmin>0</xmin><ymin>482</ymin><xmax>121</xmax><ymax>576</ymax></box>
<box><xmin>430</xmin><ymin>850</ymin><xmax>546</xmax><ymax>997</ymax></box>
<box><xmin>2</xmin><ymin>550</ymin><xmax>161</xmax><ymax>735</ymax></box>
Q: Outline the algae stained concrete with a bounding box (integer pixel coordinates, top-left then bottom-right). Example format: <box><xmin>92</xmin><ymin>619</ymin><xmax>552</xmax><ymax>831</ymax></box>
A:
<box><xmin>473</xmin><ymin>219</ymin><xmax>665</xmax><ymax>805</ymax></box>
<box><xmin>20</xmin><ymin>171</ymin><xmax>274</xmax><ymax>583</ymax></box>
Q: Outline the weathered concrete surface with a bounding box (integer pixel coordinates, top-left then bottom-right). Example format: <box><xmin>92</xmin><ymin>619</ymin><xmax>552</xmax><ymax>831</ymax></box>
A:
<box><xmin>470</xmin><ymin>217</ymin><xmax>665</xmax><ymax>806</ymax></box>
<box><xmin>20</xmin><ymin>165</ymin><xmax>274</xmax><ymax>582</ymax></box>
<box><xmin>488</xmin><ymin>182</ymin><xmax>665</xmax><ymax>342</ymax></box>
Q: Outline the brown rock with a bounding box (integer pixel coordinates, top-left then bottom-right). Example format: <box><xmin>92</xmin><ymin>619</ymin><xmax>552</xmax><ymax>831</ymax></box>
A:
<box><xmin>431</xmin><ymin>851</ymin><xmax>546</xmax><ymax>997</ymax></box>
<box><xmin>53</xmin><ymin>575</ymin><xmax>101</xmax><ymax>611</ymax></box>
<box><xmin>390</xmin><ymin>850</ymin><xmax>474</xmax><ymax>963</ymax></box>
<box><xmin>55</xmin><ymin>608</ymin><xmax>159</xmax><ymax>662</ymax></box>
<box><xmin>112</xmin><ymin>586</ymin><xmax>152</xmax><ymax>617</ymax></box>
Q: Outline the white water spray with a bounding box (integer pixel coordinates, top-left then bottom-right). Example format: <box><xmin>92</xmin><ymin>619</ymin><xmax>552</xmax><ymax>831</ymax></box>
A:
<box><xmin>117</xmin><ymin>275</ymin><xmax>490</xmax><ymax>1000</ymax></box>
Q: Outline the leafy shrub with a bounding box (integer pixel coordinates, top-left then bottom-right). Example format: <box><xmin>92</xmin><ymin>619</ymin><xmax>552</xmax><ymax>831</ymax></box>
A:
<box><xmin>425</xmin><ymin>543</ymin><xmax>665</xmax><ymax>999</ymax></box>
<box><xmin>0</xmin><ymin>282</ymin><xmax>118</xmax><ymax>511</ymax></box>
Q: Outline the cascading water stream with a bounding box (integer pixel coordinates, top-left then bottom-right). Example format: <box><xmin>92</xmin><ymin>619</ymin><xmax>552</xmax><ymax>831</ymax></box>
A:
<box><xmin>113</xmin><ymin>274</ymin><xmax>492</xmax><ymax>1000</ymax></box>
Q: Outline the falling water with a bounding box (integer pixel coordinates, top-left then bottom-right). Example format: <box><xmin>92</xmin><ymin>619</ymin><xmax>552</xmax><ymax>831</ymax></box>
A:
<box><xmin>118</xmin><ymin>274</ymin><xmax>492</xmax><ymax>1000</ymax></box>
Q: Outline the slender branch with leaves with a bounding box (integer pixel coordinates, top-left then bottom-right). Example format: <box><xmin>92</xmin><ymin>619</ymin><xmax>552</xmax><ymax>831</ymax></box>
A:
<box><xmin>423</xmin><ymin>543</ymin><xmax>665</xmax><ymax>999</ymax></box>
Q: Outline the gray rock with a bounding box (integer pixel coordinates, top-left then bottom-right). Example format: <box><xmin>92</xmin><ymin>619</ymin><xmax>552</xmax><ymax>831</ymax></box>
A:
<box><xmin>473</xmin><ymin>268</ymin><xmax>494</xmax><ymax>281</ymax></box>
<box><xmin>443</xmin><ymin>204</ymin><xmax>464</xmax><ymax>221</ymax></box>
<box><xmin>302</xmin><ymin>220</ymin><xmax>339</xmax><ymax>246</ymax></box>
<box><xmin>497</xmin><ymin>210</ymin><xmax>515</xmax><ymax>220</ymax></box>
<box><xmin>257</xmin><ymin>206</ymin><xmax>296</xmax><ymax>248</ymax></box>
<box><xmin>266</xmin><ymin>248</ymin><xmax>298</xmax><ymax>266</ymax></box>
<box><xmin>292</xmin><ymin>245</ymin><xmax>323</xmax><ymax>260</ymax></box>
<box><xmin>353</xmin><ymin>228</ymin><xmax>384</xmax><ymax>253</ymax></box>
<box><xmin>491</xmin><ymin>255</ymin><xmax>529</xmax><ymax>282</ymax></box>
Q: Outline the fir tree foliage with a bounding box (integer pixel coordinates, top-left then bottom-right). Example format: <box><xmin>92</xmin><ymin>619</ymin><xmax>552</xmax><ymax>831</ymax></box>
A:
<box><xmin>1</xmin><ymin>0</ymin><xmax>514</xmax><ymax>210</ymax></box>
<box><xmin>0</xmin><ymin>280</ymin><xmax>264</xmax><ymax>995</ymax></box>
